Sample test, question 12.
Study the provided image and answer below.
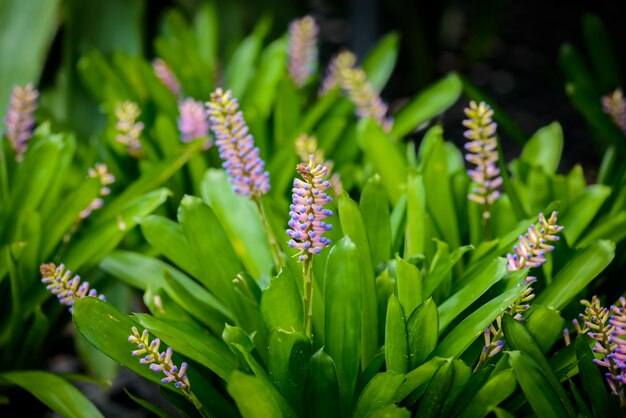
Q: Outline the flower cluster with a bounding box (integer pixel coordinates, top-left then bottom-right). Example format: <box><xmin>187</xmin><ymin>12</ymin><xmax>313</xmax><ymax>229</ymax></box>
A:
<box><xmin>128</xmin><ymin>327</ymin><xmax>190</xmax><ymax>391</ymax></box>
<box><xmin>573</xmin><ymin>296</ymin><xmax>626</xmax><ymax>397</ymax></box>
<box><xmin>319</xmin><ymin>50</ymin><xmax>356</xmax><ymax>96</ymax></box>
<box><xmin>206</xmin><ymin>88</ymin><xmax>270</xmax><ymax>197</ymax></box>
<box><xmin>40</xmin><ymin>263</ymin><xmax>105</xmax><ymax>312</ymax></box>
<box><xmin>80</xmin><ymin>163</ymin><xmax>115</xmax><ymax>219</ymax></box>
<box><xmin>286</xmin><ymin>156</ymin><xmax>333</xmax><ymax>261</ymax></box>
<box><xmin>152</xmin><ymin>58</ymin><xmax>181</xmax><ymax>97</ymax></box>
<box><xmin>178</xmin><ymin>98</ymin><xmax>210</xmax><ymax>147</ymax></box>
<box><xmin>339</xmin><ymin>63</ymin><xmax>393</xmax><ymax>132</ymax></box>
<box><xmin>601</xmin><ymin>88</ymin><xmax>626</xmax><ymax>134</ymax></box>
<box><xmin>115</xmin><ymin>101</ymin><xmax>144</xmax><ymax>158</ymax></box>
<box><xmin>4</xmin><ymin>83</ymin><xmax>38</xmax><ymax>161</ymax></box>
<box><xmin>287</xmin><ymin>15</ymin><xmax>319</xmax><ymax>87</ymax></box>
<box><xmin>294</xmin><ymin>133</ymin><xmax>343</xmax><ymax>195</ymax></box>
<box><xmin>463</xmin><ymin>101</ymin><xmax>502</xmax><ymax>218</ymax></box>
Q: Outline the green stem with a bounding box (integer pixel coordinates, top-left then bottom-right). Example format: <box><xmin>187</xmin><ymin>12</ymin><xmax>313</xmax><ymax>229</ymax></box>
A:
<box><xmin>253</xmin><ymin>196</ymin><xmax>284</xmax><ymax>272</ymax></box>
<box><xmin>303</xmin><ymin>259</ymin><xmax>313</xmax><ymax>340</ymax></box>
<box><xmin>186</xmin><ymin>391</ymin><xmax>209</xmax><ymax>417</ymax></box>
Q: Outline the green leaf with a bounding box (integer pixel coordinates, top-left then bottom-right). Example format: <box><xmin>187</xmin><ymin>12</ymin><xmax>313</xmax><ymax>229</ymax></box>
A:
<box><xmin>415</xmin><ymin>360</ymin><xmax>453</xmax><ymax>417</ymax></box>
<box><xmin>245</xmin><ymin>38</ymin><xmax>287</xmax><ymax>119</ymax></box>
<box><xmin>391</xmin><ymin>73</ymin><xmax>462</xmax><ymax>139</ymax></box>
<box><xmin>438</xmin><ymin>257</ymin><xmax>508</xmax><ymax>331</ymax></box>
<box><xmin>385</xmin><ymin>294</ymin><xmax>408</xmax><ymax>374</ymax></box>
<box><xmin>273</xmin><ymin>77</ymin><xmax>301</xmax><ymax>147</ymax></box>
<box><xmin>227</xmin><ymin>370</ymin><xmax>284</xmax><ymax>418</ymax></box>
<box><xmin>440</xmin><ymin>360</ymin><xmax>472</xmax><ymax>417</ymax></box>
<box><xmin>338</xmin><ymin>194</ymin><xmax>378</xmax><ymax>365</ymax></box>
<box><xmin>124</xmin><ymin>389</ymin><xmax>174</xmax><ymax>418</ymax></box>
<box><xmin>575</xmin><ymin>337</ymin><xmax>610</xmax><ymax>418</ymax></box>
<box><xmin>324</xmin><ymin>236</ymin><xmax>362</xmax><ymax>416</ymax></box>
<box><xmin>352</xmin><ymin>371</ymin><xmax>406</xmax><ymax>418</ymax></box>
<box><xmin>366</xmin><ymin>404</ymin><xmax>411</xmax><ymax>418</ymax></box>
<box><xmin>404</xmin><ymin>169</ymin><xmax>426</xmax><ymax>258</ymax></box>
<box><xmin>134</xmin><ymin>314</ymin><xmax>237</xmax><ymax>381</ymax></box>
<box><xmin>407</xmin><ymin>298</ymin><xmax>438</xmax><ymax>369</ymax></box>
<box><xmin>360</xmin><ymin>174</ymin><xmax>392</xmax><ymax>267</ymax></box>
<box><xmin>393</xmin><ymin>357</ymin><xmax>448</xmax><ymax>402</ymax></box>
<box><xmin>560</xmin><ymin>185</ymin><xmax>611</xmax><ymax>245</ymax></box>
<box><xmin>502</xmin><ymin>315</ymin><xmax>576</xmax><ymax>416</ymax></box>
<box><xmin>268</xmin><ymin>329</ymin><xmax>310</xmax><ymax>414</ymax></box>
<box><xmin>535</xmin><ymin>240</ymin><xmax>615</xmax><ymax>310</ymax></box>
<box><xmin>520</xmin><ymin>123</ymin><xmax>563</xmax><ymax>175</ymax></box>
<box><xmin>524</xmin><ymin>305</ymin><xmax>565</xmax><ymax>354</ymax></box>
<box><xmin>362</xmin><ymin>32</ymin><xmax>400</xmax><ymax>91</ymax></box>
<box><xmin>178</xmin><ymin>195</ymin><xmax>242</xmax><ymax>311</ymax></box>
<box><xmin>358</xmin><ymin>119</ymin><xmax>407</xmax><ymax>204</ymax></box>
<box><xmin>433</xmin><ymin>286</ymin><xmax>526</xmax><ymax>359</ymax></box>
<box><xmin>0</xmin><ymin>371</ymin><xmax>104</xmax><ymax>418</ymax></box>
<box><xmin>202</xmin><ymin>169</ymin><xmax>273</xmax><ymax>280</ymax></box>
<box><xmin>577</xmin><ymin>211</ymin><xmax>626</xmax><ymax>247</ymax></box>
<box><xmin>396</xmin><ymin>256</ymin><xmax>422</xmax><ymax>316</ymax></box>
<box><xmin>508</xmin><ymin>350</ymin><xmax>572</xmax><ymax>418</ymax></box>
<box><xmin>457</xmin><ymin>369</ymin><xmax>517</xmax><ymax>418</ymax></box>
<box><xmin>423</xmin><ymin>244</ymin><xmax>474</xmax><ymax>299</ymax></box>
<box><xmin>306</xmin><ymin>348</ymin><xmax>340</xmax><ymax>418</ymax></box>
<box><xmin>261</xmin><ymin>267</ymin><xmax>304</xmax><ymax>332</ymax></box>
<box><xmin>583</xmin><ymin>14</ymin><xmax>621</xmax><ymax>91</ymax></box>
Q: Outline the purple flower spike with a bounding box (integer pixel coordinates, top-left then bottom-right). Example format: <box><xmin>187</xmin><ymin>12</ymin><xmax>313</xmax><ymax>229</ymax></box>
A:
<box><xmin>601</xmin><ymin>89</ymin><xmax>626</xmax><ymax>134</ymax></box>
<box><xmin>4</xmin><ymin>83</ymin><xmax>38</xmax><ymax>162</ymax></box>
<box><xmin>80</xmin><ymin>163</ymin><xmax>115</xmax><ymax>219</ymax></box>
<box><xmin>463</xmin><ymin>101</ymin><xmax>502</xmax><ymax>218</ymax></box>
<box><xmin>287</xmin><ymin>15</ymin><xmax>319</xmax><ymax>88</ymax></box>
<box><xmin>178</xmin><ymin>98</ymin><xmax>210</xmax><ymax>146</ymax></box>
<box><xmin>286</xmin><ymin>156</ymin><xmax>333</xmax><ymax>261</ymax></box>
<box><xmin>128</xmin><ymin>327</ymin><xmax>190</xmax><ymax>391</ymax></box>
<box><xmin>152</xmin><ymin>58</ymin><xmax>181</xmax><ymax>97</ymax></box>
<box><xmin>40</xmin><ymin>263</ymin><xmax>105</xmax><ymax>312</ymax></box>
<box><xmin>319</xmin><ymin>50</ymin><xmax>356</xmax><ymax>96</ymax></box>
<box><xmin>206</xmin><ymin>88</ymin><xmax>270</xmax><ymax>198</ymax></box>
<box><xmin>115</xmin><ymin>101</ymin><xmax>144</xmax><ymax>158</ymax></box>
<box><xmin>507</xmin><ymin>211</ymin><xmax>564</xmax><ymax>272</ymax></box>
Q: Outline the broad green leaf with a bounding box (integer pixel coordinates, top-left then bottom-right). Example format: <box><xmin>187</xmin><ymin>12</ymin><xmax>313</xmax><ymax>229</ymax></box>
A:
<box><xmin>560</xmin><ymin>185</ymin><xmax>611</xmax><ymax>245</ymax></box>
<box><xmin>268</xmin><ymin>330</ymin><xmax>310</xmax><ymax>414</ymax></box>
<box><xmin>178</xmin><ymin>195</ymin><xmax>242</xmax><ymax>311</ymax></box>
<box><xmin>396</xmin><ymin>256</ymin><xmax>422</xmax><ymax>316</ymax></box>
<box><xmin>366</xmin><ymin>404</ymin><xmax>411</xmax><ymax>418</ymax></box>
<box><xmin>362</xmin><ymin>32</ymin><xmax>400</xmax><ymax>91</ymax></box>
<box><xmin>324</xmin><ymin>236</ymin><xmax>362</xmax><ymax>416</ymax></box>
<box><xmin>338</xmin><ymin>194</ymin><xmax>378</xmax><ymax>365</ymax></box>
<box><xmin>360</xmin><ymin>174</ymin><xmax>392</xmax><ymax>267</ymax></box>
<box><xmin>390</xmin><ymin>194</ymin><xmax>407</xmax><ymax>254</ymax></box>
<box><xmin>433</xmin><ymin>286</ymin><xmax>525</xmax><ymax>358</ymax></box>
<box><xmin>438</xmin><ymin>257</ymin><xmax>508</xmax><ymax>331</ymax></box>
<box><xmin>407</xmin><ymin>298</ymin><xmax>438</xmax><ymax>369</ymax></box>
<box><xmin>535</xmin><ymin>240</ymin><xmax>614</xmax><ymax>310</ymax></box>
<box><xmin>520</xmin><ymin>123</ymin><xmax>563</xmax><ymax>175</ymax></box>
<box><xmin>524</xmin><ymin>305</ymin><xmax>565</xmax><ymax>354</ymax></box>
<box><xmin>508</xmin><ymin>350</ymin><xmax>571</xmax><ymax>418</ymax></box>
<box><xmin>140</xmin><ymin>215</ymin><xmax>202</xmax><ymax>279</ymax></box>
<box><xmin>502</xmin><ymin>315</ymin><xmax>575</xmax><ymax>416</ymax></box>
<box><xmin>227</xmin><ymin>371</ymin><xmax>284</xmax><ymax>418</ymax></box>
<box><xmin>202</xmin><ymin>169</ymin><xmax>273</xmax><ymax>280</ymax></box>
<box><xmin>449</xmin><ymin>364</ymin><xmax>495</xmax><ymax>416</ymax></box>
<box><xmin>306</xmin><ymin>348</ymin><xmax>340</xmax><ymax>418</ymax></box>
<box><xmin>423</xmin><ymin>244</ymin><xmax>474</xmax><ymax>299</ymax></box>
<box><xmin>393</xmin><ymin>357</ymin><xmax>448</xmax><ymax>402</ymax></box>
<box><xmin>63</xmin><ymin>188</ymin><xmax>169</xmax><ymax>270</ymax></box>
<box><xmin>421</xmin><ymin>126</ymin><xmax>460</xmax><ymax>249</ymax></box>
<box><xmin>299</xmin><ymin>88</ymin><xmax>342</xmax><ymax>133</ymax></box>
<box><xmin>358</xmin><ymin>119</ymin><xmax>407</xmax><ymax>204</ymax></box>
<box><xmin>134</xmin><ymin>314</ymin><xmax>236</xmax><ymax>382</ymax></box>
<box><xmin>391</xmin><ymin>74</ymin><xmax>462</xmax><ymax>139</ymax></box>
<box><xmin>385</xmin><ymin>294</ymin><xmax>408</xmax><ymax>374</ymax></box>
<box><xmin>440</xmin><ymin>360</ymin><xmax>472</xmax><ymax>417</ymax></box>
<box><xmin>576</xmin><ymin>337</ymin><xmax>610</xmax><ymax>418</ymax></box>
<box><xmin>404</xmin><ymin>170</ymin><xmax>425</xmax><ymax>258</ymax></box>
<box><xmin>0</xmin><ymin>371</ymin><xmax>104</xmax><ymax>418</ymax></box>
<box><xmin>124</xmin><ymin>389</ymin><xmax>174</xmax><ymax>418</ymax></box>
<box><xmin>583</xmin><ymin>14</ymin><xmax>621</xmax><ymax>90</ymax></box>
<box><xmin>245</xmin><ymin>38</ymin><xmax>287</xmax><ymax>119</ymax></box>
<box><xmin>352</xmin><ymin>372</ymin><xmax>406</xmax><ymax>418</ymax></box>
<box><xmin>261</xmin><ymin>267</ymin><xmax>303</xmax><ymax>333</ymax></box>
<box><xmin>577</xmin><ymin>211</ymin><xmax>626</xmax><ymax>247</ymax></box>
<box><xmin>415</xmin><ymin>360</ymin><xmax>452</xmax><ymax>417</ymax></box>
<box><xmin>273</xmin><ymin>76</ymin><xmax>301</xmax><ymax>147</ymax></box>
<box><xmin>457</xmin><ymin>369</ymin><xmax>516</xmax><ymax>418</ymax></box>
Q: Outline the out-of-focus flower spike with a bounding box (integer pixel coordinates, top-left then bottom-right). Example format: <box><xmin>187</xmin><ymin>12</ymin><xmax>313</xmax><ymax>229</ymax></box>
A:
<box><xmin>152</xmin><ymin>58</ymin><xmax>181</xmax><ymax>97</ymax></box>
<box><xmin>4</xmin><ymin>83</ymin><xmax>38</xmax><ymax>162</ymax></box>
<box><xmin>115</xmin><ymin>101</ymin><xmax>144</xmax><ymax>158</ymax></box>
<box><xmin>463</xmin><ymin>100</ymin><xmax>502</xmax><ymax>219</ymax></box>
<box><xmin>128</xmin><ymin>327</ymin><xmax>190</xmax><ymax>391</ymax></box>
<box><xmin>287</xmin><ymin>15</ymin><xmax>319</xmax><ymax>88</ymax></box>
<box><xmin>80</xmin><ymin>163</ymin><xmax>115</xmax><ymax>219</ymax></box>
<box><xmin>319</xmin><ymin>50</ymin><xmax>356</xmax><ymax>96</ymax></box>
<box><xmin>207</xmin><ymin>88</ymin><xmax>270</xmax><ymax>198</ymax></box>
<box><xmin>178</xmin><ymin>98</ymin><xmax>211</xmax><ymax>148</ymax></box>
<box><xmin>507</xmin><ymin>211</ymin><xmax>563</xmax><ymax>272</ymax></box>
<box><xmin>601</xmin><ymin>88</ymin><xmax>626</xmax><ymax>134</ymax></box>
<box><xmin>40</xmin><ymin>263</ymin><xmax>105</xmax><ymax>312</ymax></box>
<box><xmin>286</xmin><ymin>155</ymin><xmax>333</xmax><ymax>261</ymax></box>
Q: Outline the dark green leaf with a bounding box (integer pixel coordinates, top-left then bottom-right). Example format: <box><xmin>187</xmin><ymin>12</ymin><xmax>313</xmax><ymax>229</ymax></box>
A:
<box><xmin>560</xmin><ymin>185</ymin><xmax>611</xmax><ymax>245</ymax></box>
<box><xmin>268</xmin><ymin>329</ymin><xmax>310</xmax><ymax>414</ymax></box>
<box><xmin>385</xmin><ymin>294</ymin><xmax>408</xmax><ymax>374</ymax></box>
<box><xmin>520</xmin><ymin>123</ymin><xmax>563</xmax><ymax>175</ymax></box>
<box><xmin>415</xmin><ymin>360</ymin><xmax>453</xmax><ymax>418</ymax></box>
<box><xmin>306</xmin><ymin>348</ymin><xmax>340</xmax><ymax>418</ymax></box>
<box><xmin>404</xmin><ymin>169</ymin><xmax>426</xmax><ymax>258</ymax></box>
<box><xmin>352</xmin><ymin>371</ymin><xmax>406</xmax><ymax>418</ymax></box>
<box><xmin>576</xmin><ymin>337</ymin><xmax>610</xmax><ymax>418</ymax></box>
<box><xmin>407</xmin><ymin>298</ymin><xmax>439</xmax><ymax>369</ymax></box>
<box><xmin>457</xmin><ymin>369</ymin><xmax>516</xmax><ymax>418</ymax></box>
<box><xmin>227</xmin><ymin>370</ymin><xmax>284</xmax><ymax>418</ymax></box>
<box><xmin>360</xmin><ymin>174</ymin><xmax>392</xmax><ymax>267</ymax></box>
<box><xmin>362</xmin><ymin>32</ymin><xmax>400</xmax><ymax>91</ymax></box>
